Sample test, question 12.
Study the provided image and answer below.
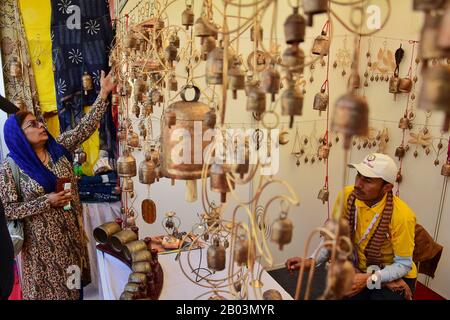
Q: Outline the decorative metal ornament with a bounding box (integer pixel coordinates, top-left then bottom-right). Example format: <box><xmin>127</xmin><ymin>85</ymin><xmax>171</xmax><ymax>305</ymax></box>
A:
<box><xmin>139</xmin><ymin>152</ymin><xmax>156</xmax><ymax>185</ymax></box>
<box><xmin>228</xmin><ymin>64</ymin><xmax>246</xmax><ymax>99</ymax></box>
<box><xmin>207</xmin><ymin>237</ymin><xmax>226</xmax><ymax>271</ymax></box>
<box><xmin>317</xmin><ymin>187</ymin><xmax>330</xmax><ymax>204</ymax></box>
<box><xmin>282</xmin><ymin>45</ymin><xmax>305</xmax><ymax>74</ymax></box>
<box><xmin>210</xmin><ymin>163</ymin><xmax>235</xmax><ymax>203</ymax></box>
<box><xmin>250</xmin><ymin>25</ymin><xmax>263</xmax><ymax>42</ymax></box>
<box><xmin>313</xmin><ymin>88</ymin><xmax>329</xmax><ymax>115</ymax></box>
<box><xmin>312</xmin><ymin>31</ymin><xmax>330</xmax><ymax>56</ymax></box>
<box><xmin>395</xmin><ymin>146</ymin><xmax>406</xmax><ymax>159</ymax></box>
<box><xmin>303</xmin><ymin>0</ymin><xmax>328</xmax><ymax>26</ymax></box>
<box><xmin>246</xmin><ymin>86</ymin><xmax>266</xmax><ymax>116</ymax></box>
<box><xmin>234</xmin><ymin>239</ymin><xmax>249</xmax><ymax>266</ymax></box>
<box><xmin>261</xmin><ymin>63</ymin><xmax>281</xmax><ymax>101</ymax></box>
<box><xmin>206</xmin><ymin>46</ymin><xmax>225</xmax><ymax>85</ymax></box>
<box><xmin>284</xmin><ymin>7</ymin><xmax>306</xmax><ymax>44</ymax></box>
<box><xmin>271</xmin><ymin>211</ymin><xmax>293</xmax><ymax>250</ymax></box>
<box><xmin>389</xmin><ymin>75</ymin><xmax>400</xmax><ymax>94</ymax></box>
<box><xmin>281</xmin><ymin>83</ymin><xmax>304</xmax><ymax>128</ymax></box>
<box><xmin>201</xmin><ymin>36</ymin><xmax>216</xmax><ymax>60</ymax></box>
<box><xmin>110</xmin><ymin>229</ymin><xmax>138</xmax><ymax>252</ymax></box>
<box><xmin>93</xmin><ymin>221</ymin><xmax>122</xmax><ymax>244</ymax></box>
<box><xmin>441</xmin><ymin>162</ymin><xmax>450</xmax><ymax>176</ymax></box>
<box><xmin>399</xmin><ymin>77</ymin><xmax>413</xmax><ymax>93</ymax></box>
<box><xmin>181</xmin><ymin>4</ymin><xmax>195</xmax><ymax>29</ymax></box>
<box><xmin>398</xmin><ymin>117</ymin><xmax>410</xmax><ymax>130</ymax></box>
<box><xmin>117</xmin><ymin>149</ymin><xmax>137</xmax><ymax>177</ymax></box>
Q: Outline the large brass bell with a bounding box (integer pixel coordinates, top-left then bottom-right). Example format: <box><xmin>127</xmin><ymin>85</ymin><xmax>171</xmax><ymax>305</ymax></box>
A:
<box><xmin>234</xmin><ymin>239</ymin><xmax>249</xmax><ymax>266</ymax></box>
<box><xmin>201</xmin><ymin>36</ymin><xmax>216</xmax><ymax>60</ymax></box>
<box><xmin>206</xmin><ymin>47</ymin><xmax>225</xmax><ymax>85</ymax></box>
<box><xmin>282</xmin><ymin>45</ymin><xmax>305</xmax><ymax>74</ymax></box>
<box><xmin>161</xmin><ymin>85</ymin><xmax>214</xmax><ymax>180</ymax></box>
<box><xmin>181</xmin><ymin>4</ymin><xmax>195</xmax><ymax>29</ymax></box>
<box><xmin>281</xmin><ymin>83</ymin><xmax>303</xmax><ymax>128</ymax></box>
<box><xmin>261</xmin><ymin>63</ymin><xmax>281</xmax><ymax>102</ymax></box>
<box><xmin>331</xmin><ymin>94</ymin><xmax>369</xmax><ymax>149</ymax></box>
<box><xmin>313</xmin><ymin>88</ymin><xmax>328</xmax><ymax>115</ymax></box>
<box><xmin>228</xmin><ymin>64</ymin><xmax>246</xmax><ymax>99</ymax></box>
<box><xmin>441</xmin><ymin>161</ymin><xmax>450</xmax><ymax>176</ymax></box>
<box><xmin>207</xmin><ymin>237</ymin><xmax>226</xmax><ymax>271</ymax></box>
<box><xmin>139</xmin><ymin>152</ymin><xmax>156</xmax><ymax>185</ymax></box>
<box><xmin>303</xmin><ymin>0</ymin><xmax>328</xmax><ymax>26</ymax></box>
<box><xmin>9</xmin><ymin>57</ymin><xmax>22</xmax><ymax>78</ymax></box>
<box><xmin>117</xmin><ymin>149</ymin><xmax>137</xmax><ymax>177</ymax></box>
<box><xmin>246</xmin><ymin>86</ymin><xmax>266</xmax><ymax>116</ymax></box>
<box><xmin>312</xmin><ymin>31</ymin><xmax>330</xmax><ymax>56</ymax></box>
<box><xmin>204</xmin><ymin>109</ymin><xmax>217</xmax><ymax>128</ymax></box>
<box><xmin>210</xmin><ymin>163</ymin><xmax>235</xmax><ymax>203</ymax></box>
<box><xmin>284</xmin><ymin>7</ymin><xmax>306</xmax><ymax>44</ymax></box>
<box><xmin>418</xmin><ymin>65</ymin><xmax>450</xmax><ymax>131</ymax></box>
<box><xmin>194</xmin><ymin>17</ymin><xmax>216</xmax><ymax>41</ymax></box>
<box><xmin>82</xmin><ymin>72</ymin><xmax>94</xmax><ymax>95</ymax></box>
<box><xmin>271</xmin><ymin>212</ymin><xmax>293</xmax><ymax>250</ymax></box>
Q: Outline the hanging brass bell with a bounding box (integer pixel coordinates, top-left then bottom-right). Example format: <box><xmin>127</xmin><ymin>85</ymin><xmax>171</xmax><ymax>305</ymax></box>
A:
<box><xmin>271</xmin><ymin>214</ymin><xmax>293</xmax><ymax>250</ymax></box>
<box><xmin>389</xmin><ymin>75</ymin><xmax>401</xmax><ymax>94</ymax></box>
<box><xmin>207</xmin><ymin>237</ymin><xmax>226</xmax><ymax>271</ymax></box>
<box><xmin>117</xmin><ymin>149</ymin><xmax>137</xmax><ymax>177</ymax></box>
<box><xmin>127</xmin><ymin>130</ymin><xmax>140</xmax><ymax>148</ymax></box>
<box><xmin>194</xmin><ymin>17</ymin><xmax>216</xmax><ymax>41</ymax></box>
<box><xmin>82</xmin><ymin>72</ymin><xmax>93</xmax><ymax>95</ymax></box>
<box><xmin>247</xmin><ymin>86</ymin><xmax>267</xmax><ymax>115</ymax></box>
<box><xmin>313</xmin><ymin>89</ymin><xmax>328</xmax><ymax>115</ymax></box>
<box><xmin>164</xmin><ymin>42</ymin><xmax>178</xmax><ymax>67</ymax></box>
<box><xmin>122</xmin><ymin>177</ymin><xmax>134</xmax><ymax>193</ymax></box>
<box><xmin>210</xmin><ymin>163</ymin><xmax>235</xmax><ymax>203</ymax></box>
<box><xmin>228</xmin><ymin>64</ymin><xmax>246</xmax><ymax>99</ymax></box>
<box><xmin>303</xmin><ymin>0</ymin><xmax>328</xmax><ymax>26</ymax></box>
<box><xmin>399</xmin><ymin>77</ymin><xmax>413</xmax><ymax>93</ymax></box>
<box><xmin>395</xmin><ymin>146</ymin><xmax>406</xmax><ymax>159</ymax></box>
<box><xmin>250</xmin><ymin>25</ymin><xmax>263</xmax><ymax>42</ymax></box>
<box><xmin>206</xmin><ymin>46</ymin><xmax>225</xmax><ymax>85</ymax></box>
<box><xmin>284</xmin><ymin>7</ymin><xmax>306</xmax><ymax>44</ymax></box>
<box><xmin>441</xmin><ymin>162</ymin><xmax>450</xmax><ymax>176</ymax></box>
<box><xmin>331</xmin><ymin>94</ymin><xmax>369</xmax><ymax>149</ymax></box>
<box><xmin>139</xmin><ymin>152</ymin><xmax>156</xmax><ymax>185</ymax></box>
<box><xmin>199</xmin><ymin>37</ymin><xmax>215</xmax><ymax>61</ymax></box>
<box><xmin>182</xmin><ymin>5</ymin><xmax>195</xmax><ymax>29</ymax></box>
<box><xmin>9</xmin><ymin>57</ymin><xmax>22</xmax><ymax>78</ymax></box>
<box><xmin>169</xmin><ymin>75</ymin><xmax>178</xmax><ymax>92</ymax></box>
<box><xmin>317</xmin><ymin>187</ymin><xmax>330</xmax><ymax>204</ymax></box>
<box><xmin>419</xmin><ymin>65</ymin><xmax>450</xmax><ymax>131</ymax></box>
<box><xmin>261</xmin><ymin>64</ymin><xmax>281</xmax><ymax>102</ymax></box>
<box><xmin>413</xmin><ymin>0</ymin><xmax>446</xmax><ymax>11</ymax></box>
<box><xmin>281</xmin><ymin>83</ymin><xmax>304</xmax><ymax>129</ymax></box>
<box><xmin>312</xmin><ymin>31</ymin><xmax>330</xmax><ymax>56</ymax></box>
<box><xmin>398</xmin><ymin>117</ymin><xmax>410</xmax><ymax>130</ymax></box>
<box><xmin>244</xmin><ymin>75</ymin><xmax>259</xmax><ymax>96</ymax></box>
<box><xmin>234</xmin><ymin>239</ymin><xmax>249</xmax><ymax>266</ymax></box>
<box><xmin>317</xmin><ymin>145</ymin><xmax>330</xmax><ymax>159</ymax></box>
<box><xmin>282</xmin><ymin>45</ymin><xmax>305</xmax><ymax>74</ymax></box>
<box><xmin>204</xmin><ymin>109</ymin><xmax>217</xmax><ymax>128</ymax></box>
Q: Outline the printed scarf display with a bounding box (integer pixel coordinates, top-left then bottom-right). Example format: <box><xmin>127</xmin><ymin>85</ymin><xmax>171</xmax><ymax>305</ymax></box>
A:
<box><xmin>345</xmin><ymin>191</ymin><xmax>394</xmax><ymax>268</ymax></box>
<box><xmin>50</xmin><ymin>0</ymin><xmax>116</xmax><ymax>159</ymax></box>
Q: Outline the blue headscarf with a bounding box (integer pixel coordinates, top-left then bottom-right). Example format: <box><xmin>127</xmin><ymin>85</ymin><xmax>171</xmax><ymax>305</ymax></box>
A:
<box><xmin>3</xmin><ymin>115</ymin><xmax>72</xmax><ymax>194</ymax></box>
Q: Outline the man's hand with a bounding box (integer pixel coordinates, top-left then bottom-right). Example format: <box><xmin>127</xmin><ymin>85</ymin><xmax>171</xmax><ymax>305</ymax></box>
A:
<box><xmin>99</xmin><ymin>70</ymin><xmax>116</xmax><ymax>100</ymax></box>
<box><xmin>345</xmin><ymin>273</ymin><xmax>370</xmax><ymax>297</ymax></box>
<box><xmin>285</xmin><ymin>257</ymin><xmax>315</xmax><ymax>273</ymax></box>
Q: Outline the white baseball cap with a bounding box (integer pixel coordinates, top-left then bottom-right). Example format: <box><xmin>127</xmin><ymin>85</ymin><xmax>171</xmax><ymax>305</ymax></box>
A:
<box><xmin>348</xmin><ymin>153</ymin><xmax>398</xmax><ymax>185</ymax></box>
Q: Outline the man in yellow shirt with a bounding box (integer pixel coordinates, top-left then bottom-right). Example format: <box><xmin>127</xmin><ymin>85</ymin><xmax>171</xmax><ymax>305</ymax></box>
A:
<box><xmin>286</xmin><ymin>153</ymin><xmax>417</xmax><ymax>300</ymax></box>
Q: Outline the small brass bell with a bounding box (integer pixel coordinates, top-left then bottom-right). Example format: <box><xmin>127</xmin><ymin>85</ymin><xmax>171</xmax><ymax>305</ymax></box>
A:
<box><xmin>250</xmin><ymin>25</ymin><xmax>263</xmax><ymax>42</ymax></box>
<box><xmin>418</xmin><ymin>65</ymin><xmax>450</xmax><ymax>131</ymax></box>
<box><xmin>207</xmin><ymin>237</ymin><xmax>226</xmax><ymax>272</ymax></box>
<box><xmin>210</xmin><ymin>163</ymin><xmax>235</xmax><ymax>203</ymax></box>
<box><xmin>165</xmin><ymin>111</ymin><xmax>177</xmax><ymax>128</ymax></box>
<box><xmin>117</xmin><ymin>149</ymin><xmax>137</xmax><ymax>177</ymax></box>
<box><xmin>396</xmin><ymin>171</ymin><xmax>403</xmax><ymax>183</ymax></box>
<box><xmin>282</xmin><ymin>45</ymin><xmax>305</xmax><ymax>74</ymax></box>
<box><xmin>139</xmin><ymin>152</ymin><xmax>156</xmax><ymax>185</ymax></box>
<box><xmin>128</xmin><ymin>130</ymin><xmax>140</xmax><ymax>148</ymax></box>
<box><xmin>82</xmin><ymin>72</ymin><xmax>94</xmax><ymax>95</ymax></box>
<box><xmin>271</xmin><ymin>213</ymin><xmax>293</xmax><ymax>250</ymax></box>
<box><xmin>312</xmin><ymin>31</ymin><xmax>330</xmax><ymax>56</ymax></box>
<box><xmin>441</xmin><ymin>162</ymin><xmax>450</xmax><ymax>176</ymax></box>
<box><xmin>169</xmin><ymin>75</ymin><xmax>178</xmax><ymax>92</ymax></box>
<box><xmin>395</xmin><ymin>146</ymin><xmax>406</xmax><ymax>159</ymax></box>
<box><xmin>246</xmin><ymin>86</ymin><xmax>267</xmax><ymax>116</ymax></box>
<box><xmin>206</xmin><ymin>47</ymin><xmax>225</xmax><ymax>85</ymax></box>
<box><xmin>317</xmin><ymin>145</ymin><xmax>330</xmax><ymax>159</ymax></box>
<box><xmin>284</xmin><ymin>7</ymin><xmax>305</xmax><ymax>44</ymax></box>
<box><xmin>317</xmin><ymin>187</ymin><xmax>330</xmax><ymax>204</ymax></box>
<box><xmin>413</xmin><ymin>0</ymin><xmax>446</xmax><ymax>11</ymax></box>
<box><xmin>9</xmin><ymin>57</ymin><xmax>22</xmax><ymax>78</ymax></box>
<box><xmin>389</xmin><ymin>75</ymin><xmax>401</xmax><ymax>94</ymax></box>
<box><xmin>303</xmin><ymin>0</ymin><xmax>328</xmax><ymax>26</ymax></box>
<box><xmin>281</xmin><ymin>83</ymin><xmax>303</xmax><ymax>128</ymax></box>
<box><xmin>261</xmin><ymin>64</ymin><xmax>281</xmax><ymax>102</ymax></box>
<box><xmin>234</xmin><ymin>239</ymin><xmax>249</xmax><ymax>266</ymax></box>
<box><xmin>201</xmin><ymin>36</ymin><xmax>216</xmax><ymax>61</ymax></box>
<box><xmin>244</xmin><ymin>75</ymin><xmax>259</xmax><ymax>96</ymax></box>
<box><xmin>331</xmin><ymin>94</ymin><xmax>369</xmax><ymax>149</ymax></box>
<box><xmin>399</xmin><ymin>77</ymin><xmax>413</xmax><ymax>93</ymax></box>
<box><xmin>122</xmin><ymin>177</ymin><xmax>134</xmax><ymax>193</ymax></box>
<box><xmin>398</xmin><ymin>117</ymin><xmax>410</xmax><ymax>130</ymax></box>
<box><xmin>228</xmin><ymin>64</ymin><xmax>246</xmax><ymax>99</ymax></box>
<box><xmin>181</xmin><ymin>5</ymin><xmax>194</xmax><ymax>30</ymax></box>
<box><xmin>313</xmin><ymin>88</ymin><xmax>329</xmax><ymax>115</ymax></box>
<box><xmin>164</xmin><ymin>42</ymin><xmax>178</xmax><ymax>67</ymax></box>
<box><xmin>194</xmin><ymin>17</ymin><xmax>215</xmax><ymax>40</ymax></box>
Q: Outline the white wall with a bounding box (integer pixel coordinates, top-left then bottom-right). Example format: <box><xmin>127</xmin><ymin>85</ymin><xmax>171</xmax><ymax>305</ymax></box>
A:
<box><xmin>118</xmin><ymin>0</ymin><xmax>449</xmax><ymax>298</ymax></box>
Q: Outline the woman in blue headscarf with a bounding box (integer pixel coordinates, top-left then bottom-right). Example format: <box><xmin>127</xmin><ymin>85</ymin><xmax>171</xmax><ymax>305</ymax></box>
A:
<box><xmin>0</xmin><ymin>71</ymin><xmax>115</xmax><ymax>300</ymax></box>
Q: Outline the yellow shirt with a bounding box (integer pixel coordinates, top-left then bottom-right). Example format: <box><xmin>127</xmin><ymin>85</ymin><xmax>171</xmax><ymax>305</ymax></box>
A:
<box><xmin>332</xmin><ymin>186</ymin><xmax>417</xmax><ymax>279</ymax></box>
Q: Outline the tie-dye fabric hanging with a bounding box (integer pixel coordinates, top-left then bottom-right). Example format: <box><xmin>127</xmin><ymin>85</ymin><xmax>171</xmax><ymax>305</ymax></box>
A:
<box><xmin>51</xmin><ymin>0</ymin><xmax>117</xmax><ymax>162</ymax></box>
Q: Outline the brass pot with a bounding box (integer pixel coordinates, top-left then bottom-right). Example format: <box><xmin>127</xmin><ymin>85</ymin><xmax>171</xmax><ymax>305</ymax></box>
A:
<box><xmin>282</xmin><ymin>45</ymin><xmax>305</xmax><ymax>74</ymax></box>
<box><xmin>128</xmin><ymin>272</ymin><xmax>147</xmax><ymax>284</ymax></box>
<box><xmin>123</xmin><ymin>240</ymin><xmax>148</xmax><ymax>260</ymax></box>
<box><xmin>182</xmin><ymin>5</ymin><xmax>194</xmax><ymax>29</ymax></box>
<box><xmin>263</xmin><ymin>289</ymin><xmax>283</xmax><ymax>300</ymax></box>
<box><xmin>281</xmin><ymin>84</ymin><xmax>304</xmax><ymax>128</ymax></box>
<box><xmin>207</xmin><ymin>238</ymin><xmax>226</xmax><ymax>271</ymax></box>
<box><xmin>139</xmin><ymin>152</ymin><xmax>156</xmax><ymax>185</ymax></box>
<box><xmin>93</xmin><ymin>221</ymin><xmax>122</xmax><ymax>244</ymax></box>
<box><xmin>233</xmin><ymin>239</ymin><xmax>249</xmax><ymax>266</ymax></box>
<box><xmin>117</xmin><ymin>150</ymin><xmax>137</xmax><ymax>177</ymax></box>
<box><xmin>161</xmin><ymin>85</ymin><xmax>213</xmax><ymax>180</ymax></box>
<box><xmin>331</xmin><ymin>94</ymin><xmax>369</xmax><ymax>149</ymax></box>
<box><xmin>284</xmin><ymin>7</ymin><xmax>305</xmax><ymax>44</ymax></box>
<box><xmin>131</xmin><ymin>250</ymin><xmax>152</xmax><ymax>263</ymax></box>
<box><xmin>271</xmin><ymin>215</ymin><xmax>293</xmax><ymax>250</ymax></box>
<box><xmin>312</xmin><ymin>31</ymin><xmax>330</xmax><ymax>56</ymax></box>
<box><xmin>210</xmin><ymin>163</ymin><xmax>235</xmax><ymax>203</ymax></box>
<box><xmin>110</xmin><ymin>229</ymin><xmax>138</xmax><ymax>252</ymax></box>
<box><xmin>261</xmin><ymin>64</ymin><xmax>281</xmax><ymax>102</ymax></box>
<box><xmin>132</xmin><ymin>261</ymin><xmax>152</xmax><ymax>273</ymax></box>
<box><xmin>441</xmin><ymin>162</ymin><xmax>450</xmax><ymax>176</ymax></box>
